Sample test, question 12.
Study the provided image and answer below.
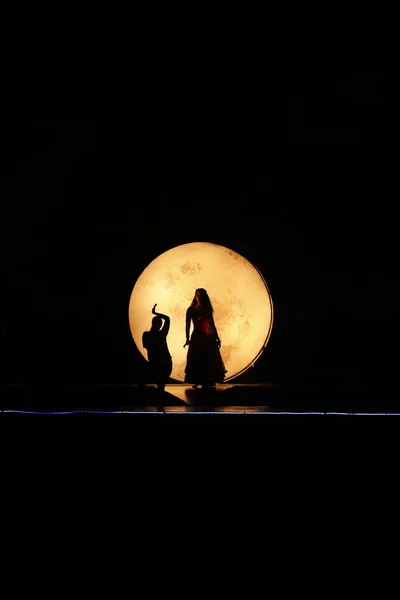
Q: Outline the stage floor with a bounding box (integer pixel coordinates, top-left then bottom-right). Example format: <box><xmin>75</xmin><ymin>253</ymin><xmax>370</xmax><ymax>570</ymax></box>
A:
<box><xmin>1</xmin><ymin>382</ymin><xmax>399</xmax><ymax>415</ymax></box>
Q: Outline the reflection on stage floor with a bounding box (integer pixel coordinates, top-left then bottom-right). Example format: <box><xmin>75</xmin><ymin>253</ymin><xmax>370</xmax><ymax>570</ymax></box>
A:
<box><xmin>1</xmin><ymin>382</ymin><xmax>400</xmax><ymax>415</ymax></box>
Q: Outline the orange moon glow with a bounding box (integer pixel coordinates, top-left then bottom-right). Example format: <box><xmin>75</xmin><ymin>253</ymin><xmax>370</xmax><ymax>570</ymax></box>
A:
<box><xmin>128</xmin><ymin>242</ymin><xmax>273</xmax><ymax>382</ymax></box>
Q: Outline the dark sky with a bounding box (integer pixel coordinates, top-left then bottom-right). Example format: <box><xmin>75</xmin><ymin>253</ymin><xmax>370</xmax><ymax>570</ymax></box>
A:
<box><xmin>1</xmin><ymin>70</ymin><xmax>397</xmax><ymax>386</ymax></box>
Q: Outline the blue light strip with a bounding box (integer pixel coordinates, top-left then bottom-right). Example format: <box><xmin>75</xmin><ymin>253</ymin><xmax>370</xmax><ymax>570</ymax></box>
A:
<box><xmin>0</xmin><ymin>410</ymin><xmax>124</xmax><ymax>415</ymax></box>
<box><xmin>1</xmin><ymin>410</ymin><xmax>400</xmax><ymax>416</ymax></box>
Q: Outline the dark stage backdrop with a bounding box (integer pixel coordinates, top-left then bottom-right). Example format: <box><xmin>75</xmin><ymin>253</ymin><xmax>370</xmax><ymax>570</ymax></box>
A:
<box><xmin>1</xmin><ymin>72</ymin><xmax>397</xmax><ymax>392</ymax></box>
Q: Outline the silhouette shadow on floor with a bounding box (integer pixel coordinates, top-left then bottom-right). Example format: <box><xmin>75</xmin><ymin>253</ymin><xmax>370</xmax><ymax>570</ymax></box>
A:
<box><xmin>2</xmin><ymin>382</ymin><xmax>400</xmax><ymax>414</ymax></box>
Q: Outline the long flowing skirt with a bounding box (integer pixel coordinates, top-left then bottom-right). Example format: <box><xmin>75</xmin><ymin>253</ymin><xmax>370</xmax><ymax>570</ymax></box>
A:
<box><xmin>184</xmin><ymin>338</ymin><xmax>227</xmax><ymax>384</ymax></box>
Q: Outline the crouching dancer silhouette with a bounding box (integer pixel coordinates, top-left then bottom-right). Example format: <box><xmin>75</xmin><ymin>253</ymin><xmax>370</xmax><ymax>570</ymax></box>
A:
<box><xmin>142</xmin><ymin>304</ymin><xmax>173</xmax><ymax>393</ymax></box>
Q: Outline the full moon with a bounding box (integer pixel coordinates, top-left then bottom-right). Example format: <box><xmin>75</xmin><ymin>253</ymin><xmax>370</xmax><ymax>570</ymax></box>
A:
<box><xmin>128</xmin><ymin>242</ymin><xmax>273</xmax><ymax>382</ymax></box>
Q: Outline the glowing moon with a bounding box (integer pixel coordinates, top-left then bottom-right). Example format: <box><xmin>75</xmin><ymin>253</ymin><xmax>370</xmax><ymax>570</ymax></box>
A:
<box><xmin>128</xmin><ymin>242</ymin><xmax>273</xmax><ymax>382</ymax></box>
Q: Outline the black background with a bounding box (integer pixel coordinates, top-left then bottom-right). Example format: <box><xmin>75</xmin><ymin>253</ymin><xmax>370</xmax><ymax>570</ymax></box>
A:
<box><xmin>2</xmin><ymin>69</ymin><xmax>397</xmax><ymax>395</ymax></box>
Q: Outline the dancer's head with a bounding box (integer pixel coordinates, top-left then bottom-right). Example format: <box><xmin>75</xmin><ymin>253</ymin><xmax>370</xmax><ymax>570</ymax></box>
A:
<box><xmin>191</xmin><ymin>288</ymin><xmax>213</xmax><ymax>313</ymax></box>
<box><xmin>151</xmin><ymin>315</ymin><xmax>162</xmax><ymax>330</ymax></box>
